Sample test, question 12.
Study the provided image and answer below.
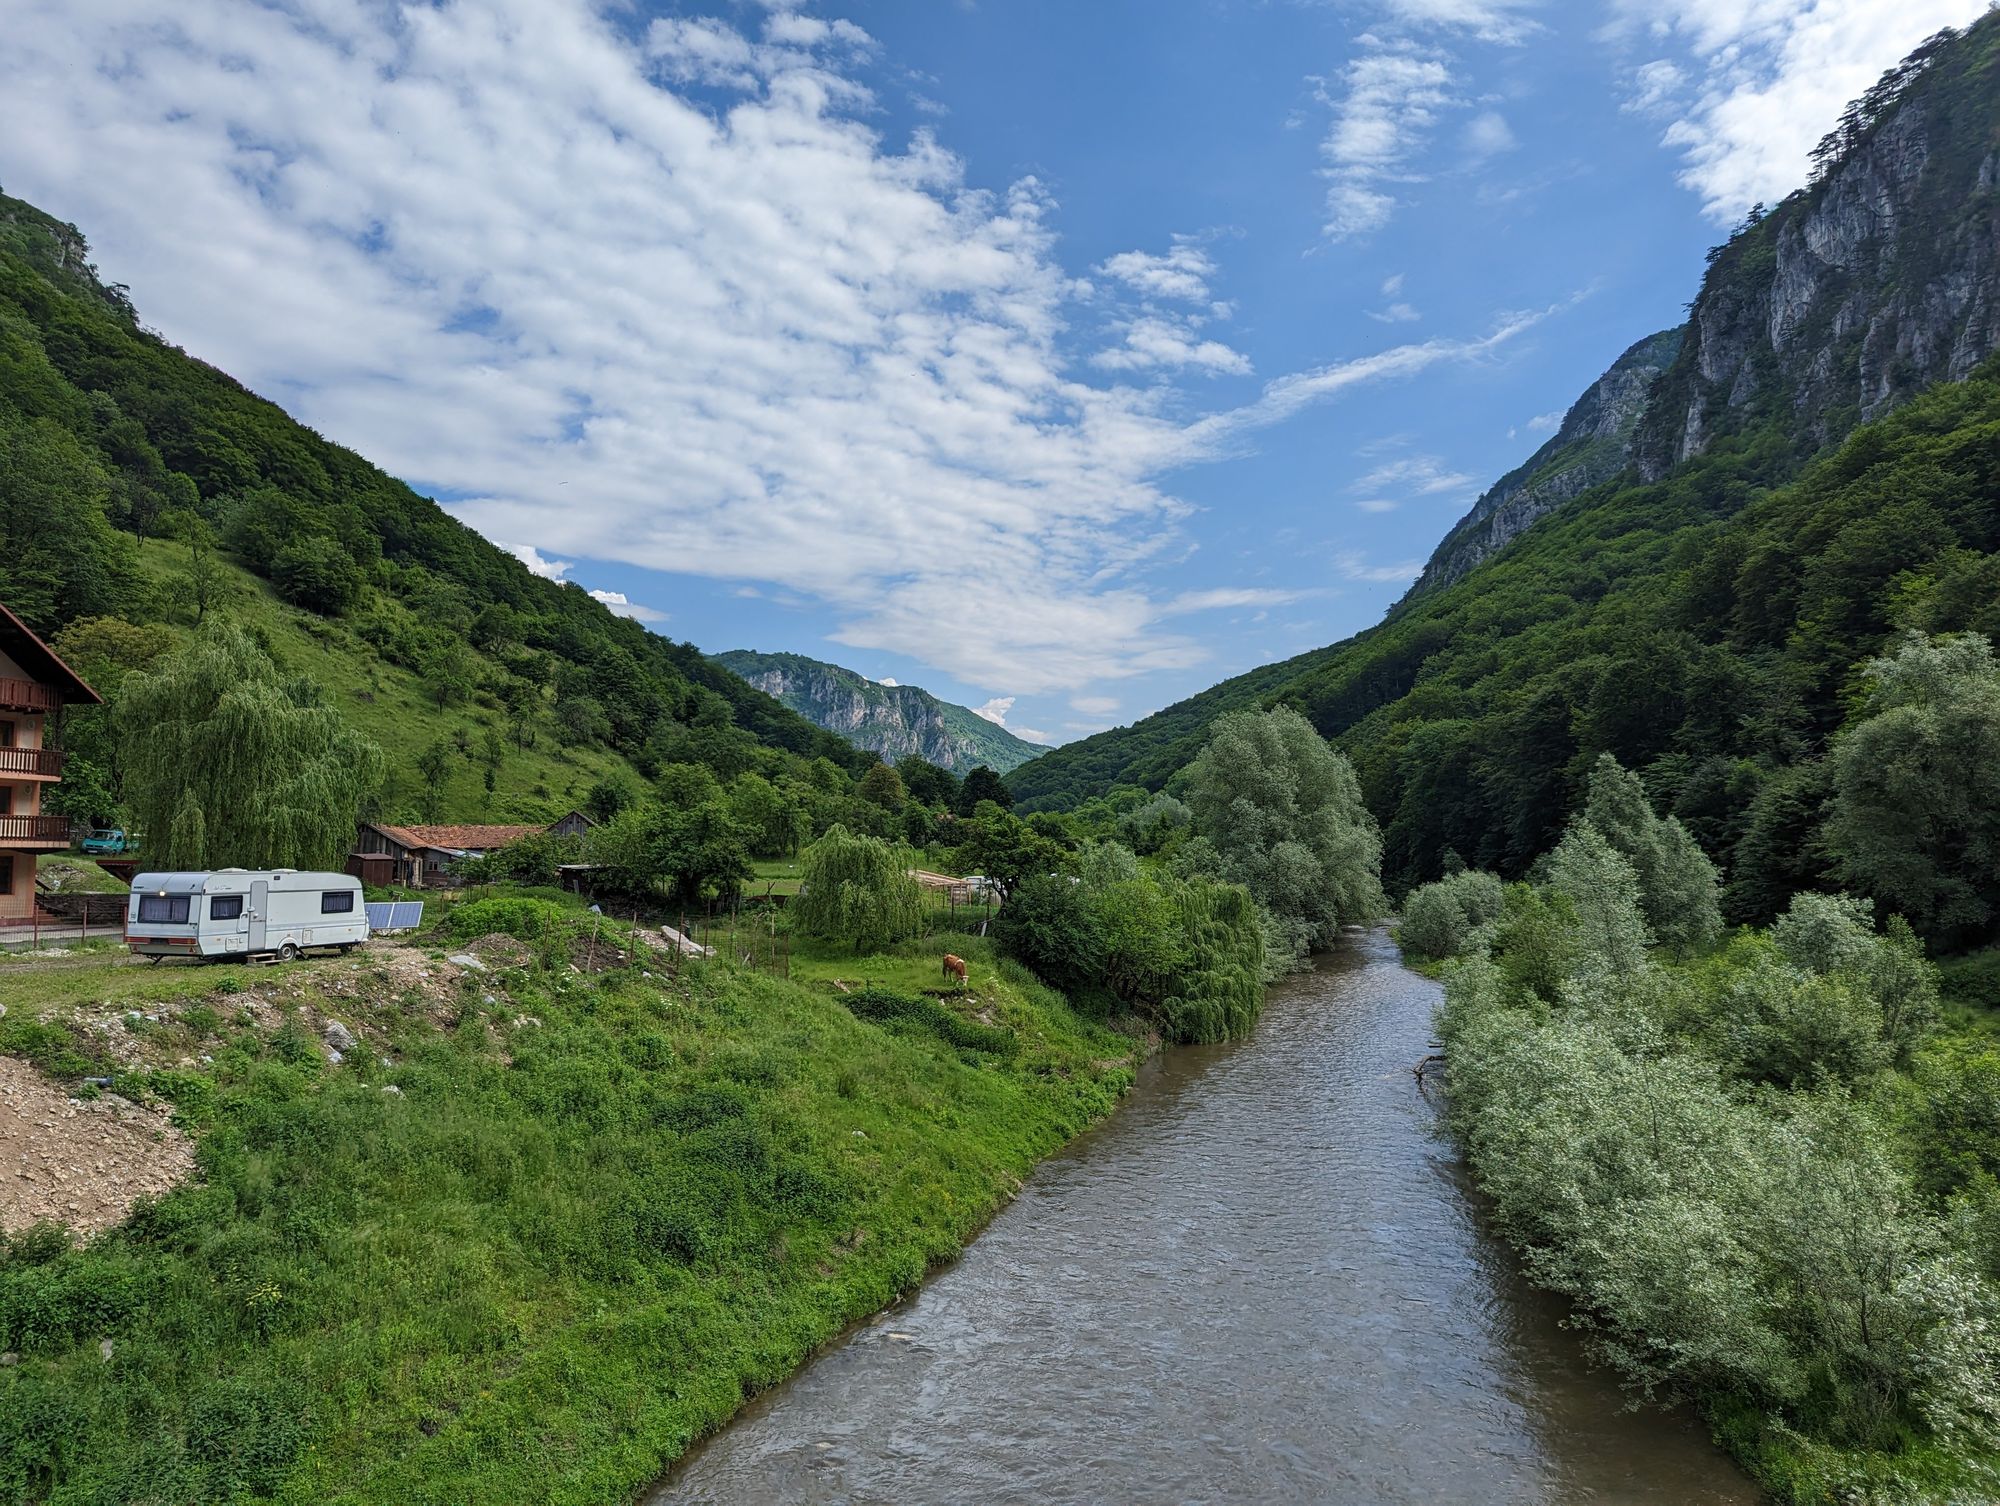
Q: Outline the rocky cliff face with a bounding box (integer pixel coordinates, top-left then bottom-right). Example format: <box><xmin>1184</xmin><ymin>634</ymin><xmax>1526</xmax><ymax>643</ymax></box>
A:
<box><xmin>1402</xmin><ymin>328</ymin><xmax>1683</xmax><ymax>602</ymax></box>
<box><xmin>1636</xmin><ymin>21</ymin><xmax>2000</xmax><ymax>473</ymax></box>
<box><xmin>712</xmin><ymin>650</ymin><xmax>1043</xmax><ymax>773</ymax></box>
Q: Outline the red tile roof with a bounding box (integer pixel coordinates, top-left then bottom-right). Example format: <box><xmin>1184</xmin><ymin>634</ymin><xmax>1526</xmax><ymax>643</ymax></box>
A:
<box><xmin>363</xmin><ymin>822</ymin><xmax>545</xmax><ymax>853</ymax></box>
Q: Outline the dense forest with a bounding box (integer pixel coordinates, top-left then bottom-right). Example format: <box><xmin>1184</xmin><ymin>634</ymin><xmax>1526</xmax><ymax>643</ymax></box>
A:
<box><xmin>1010</xmin><ymin>17</ymin><xmax>2000</xmax><ymax>967</ymax></box>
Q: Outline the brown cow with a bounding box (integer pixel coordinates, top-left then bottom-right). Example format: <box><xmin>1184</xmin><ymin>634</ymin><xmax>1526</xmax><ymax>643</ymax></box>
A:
<box><xmin>942</xmin><ymin>953</ymin><xmax>968</xmax><ymax>984</ymax></box>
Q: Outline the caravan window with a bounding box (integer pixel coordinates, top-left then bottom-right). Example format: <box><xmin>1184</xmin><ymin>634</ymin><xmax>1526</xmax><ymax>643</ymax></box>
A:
<box><xmin>210</xmin><ymin>895</ymin><xmax>244</xmax><ymax>921</ymax></box>
<box><xmin>137</xmin><ymin>894</ymin><xmax>191</xmax><ymax>924</ymax></box>
<box><xmin>321</xmin><ymin>890</ymin><xmax>355</xmax><ymax>914</ymax></box>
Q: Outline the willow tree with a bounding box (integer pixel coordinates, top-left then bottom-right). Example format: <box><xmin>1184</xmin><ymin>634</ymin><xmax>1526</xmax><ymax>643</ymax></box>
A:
<box><xmin>794</xmin><ymin>825</ymin><xmax>926</xmax><ymax>952</ymax></box>
<box><xmin>121</xmin><ymin>621</ymin><xmax>384</xmax><ymax>870</ymax></box>
<box><xmin>1182</xmin><ymin>704</ymin><xmax>1386</xmax><ymax>973</ymax></box>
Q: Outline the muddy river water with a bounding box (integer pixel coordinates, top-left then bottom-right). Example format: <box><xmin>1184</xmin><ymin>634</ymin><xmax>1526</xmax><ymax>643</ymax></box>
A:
<box><xmin>655</xmin><ymin>928</ymin><xmax>1758</xmax><ymax>1505</ymax></box>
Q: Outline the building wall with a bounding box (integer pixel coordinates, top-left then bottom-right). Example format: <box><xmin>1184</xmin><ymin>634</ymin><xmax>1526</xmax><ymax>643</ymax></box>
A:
<box><xmin>0</xmin><ymin>851</ymin><xmax>30</xmax><ymax>921</ymax></box>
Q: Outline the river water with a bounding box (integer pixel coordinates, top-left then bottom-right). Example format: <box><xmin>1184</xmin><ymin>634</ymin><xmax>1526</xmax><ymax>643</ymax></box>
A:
<box><xmin>655</xmin><ymin>928</ymin><xmax>1757</xmax><ymax>1505</ymax></box>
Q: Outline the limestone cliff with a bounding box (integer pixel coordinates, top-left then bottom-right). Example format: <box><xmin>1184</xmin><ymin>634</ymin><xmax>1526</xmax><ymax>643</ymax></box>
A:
<box><xmin>712</xmin><ymin>650</ymin><xmax>1043</xmax><ymax>773</ymax></box>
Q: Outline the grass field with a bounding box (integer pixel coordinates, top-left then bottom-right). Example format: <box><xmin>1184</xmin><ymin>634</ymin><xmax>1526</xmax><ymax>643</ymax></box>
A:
<box><xmin>0</xmin><ymin>895</ymin><xmax>1138</xmax><ymax>1504</ymax></box>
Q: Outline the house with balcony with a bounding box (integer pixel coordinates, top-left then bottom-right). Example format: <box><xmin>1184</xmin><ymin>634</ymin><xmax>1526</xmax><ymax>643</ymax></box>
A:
<box><xmin>0</xmin><ymin>602</ymin><xmax>101</xmax><ymax>923</ymax></box>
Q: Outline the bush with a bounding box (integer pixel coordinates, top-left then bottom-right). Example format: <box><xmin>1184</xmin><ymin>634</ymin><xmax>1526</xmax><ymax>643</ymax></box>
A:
<box><xmin>1398</xmin><ymin>869</ymin><xmax>1505</xmax><ymax>960</ymax></box>
<box><xmin>994</xmin><ymin>872</ymin><xmax>1103</xmax><ymax>993</ymax></box>
<box><xmin>444</xmin><ymin>897</ymin><xmax>571</xmax><ymax>942</ymax></box>
<box><xmin>839</xmin><ymin>988</ymin><xmax>1017</xmax><ymax>1056</ymax></box>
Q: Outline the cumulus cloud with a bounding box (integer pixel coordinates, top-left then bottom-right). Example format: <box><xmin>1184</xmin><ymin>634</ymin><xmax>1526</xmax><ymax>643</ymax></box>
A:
<box><xmin>1525</xmin><ymin>408</ymin><xmax>1564</xmax><ymax>432</ymax></box>
<box><xmin>1097</xmin><ymin>239</ymin><xmax>1219</xmax><ymax>302</ymax></box>
<box><xmin>587</xmin><ymin>588</ymin><xmax>667</xmax><ymax>622</ymax></box>
<box><xmin>0</xmin><ymin>0</ymin><xmax>1562</xmax><ymax>695</ymax></box>
<box><xmin>508</xmin><ymin>543</ymin><xmax>573</xmax><ymax>580</ymax></box>
<box><xmin>971</xmin><ymin>697</ymin><xmax>1015</xmax><ymax>726</ymax></box>
<box><xmin>1605</xmin><ymin>0</ymin><xmax>1989</xmax><ymax>219</ymax></box>
<box><xmin>876</xmin><ymin>676</ymin><xmax>900</xmax><ymax>686</ymax></box>
<box><xmin>1092</xmin><ymin>315</ymin><xmax>1252</xmax><ymax>375</ymax></box>
<box><xmin>1462</xmin><ymin>109</ymin><xmax>1517</xmax><ymax>160</ymax></box>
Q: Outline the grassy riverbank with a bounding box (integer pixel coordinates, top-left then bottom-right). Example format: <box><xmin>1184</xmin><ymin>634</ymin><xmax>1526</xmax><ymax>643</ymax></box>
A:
<box><xmin>0</xmin><ymin>902</ymin><xmax>1137</xmax><ymax>1503</ymax></box>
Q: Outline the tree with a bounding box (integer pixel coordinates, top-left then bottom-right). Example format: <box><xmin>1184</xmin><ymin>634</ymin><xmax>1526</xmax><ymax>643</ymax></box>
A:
<box><xmin>120</xmin><ymin>621</ymin><xmax>383</xmax><ymax>870</ymax></box>
<box><xmin>1828</xmin><ymin>631</ymin><xmax>2000</xmax><ymax>945</ymax></box>
<box><xmin>414</xmin><ymin>741</ymin><xmax>453</xmax><ymax>821</ymax></box>
<box><xmin>953</xmin><ymin>806</ymin><xmax>1067</xmax><ymax>901</ymax></box>
<box><xmin>1582</xmin><ymin>754</ymin><xmax>1722</xmax><ymax>958</ymax></box>
<box><xmin>587</xmin><ymin>797</ymin><xmax>750</xmax><ymax>906</ymax></box>
<box><xmin>1181</xmin><ymin>705</ymin><xmax>1385</xmax><ymax>972</ymax></box>
<box><xmin>957</xmin><ymin>765</ymin><xmax>1011</xmax><ymax>815</ymax></box>
<box><xmin>897</xmin><ymin>756</ymin><xmax>958</xmax><ymax>810</ymax></box>
<box><xmin>1546</xmin><ymin>824</ymin><xmax>1651</xmax><ymax>993</ymax></box>
<box><xmin>994</xmin><ymin>871</ymin><xmax>1104</xmax><ymax>992</ymax></box>
<box><xmin>164</xmin><ymin>507</ymin><xmax>226</xmax><ymax>625</ymax></box>
<box><xmin>856</xmin><ymin>762</ymin><xmax>907</xmax><ymax>810</ymax></box>
<box><xmin>794</xmin><ymin>826</ymin><xmax>926</xmax><ymax>951</ymax></box>
<box><xmin>272</xmin><ymin>533</ymin><xmax>363</xmax><ymax>615</ymax></box>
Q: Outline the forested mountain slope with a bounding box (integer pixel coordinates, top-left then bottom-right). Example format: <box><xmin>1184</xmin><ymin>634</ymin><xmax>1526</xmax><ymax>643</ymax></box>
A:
<box><xmin>713</xmin><ymin>649</ymin><xmax>1043</xmax><ymax>772</ymax></box>
<box><xmin>1011</xmin><ymin>16</ymin><xmax>2000</xmax><ymax>942</ymax></box>
<box><xmin>0</xmin><ymin>189</ymin><xmax>869</xmax><ymax>821</ymax></box>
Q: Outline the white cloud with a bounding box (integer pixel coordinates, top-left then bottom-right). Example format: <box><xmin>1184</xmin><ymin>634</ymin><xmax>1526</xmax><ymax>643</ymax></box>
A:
<box><xmin>1374</xmin><ymin>0</ymin><xmax>1541</xmax><ymax>46</ymax></box>
<box><xmin>1367</xmin><ymin>301</ymin><xmax>1421</xmax><ymax>324</ymax></box>
<box><xmin>876</xmin><ymin>676</ymin><xmax>900</xmax><ymax>686</ymax></box>
<box><xmin>1525</xmin><ymin>407</ymin><xmax>1564</xmax><ymax>432</ymax></box>
<box><xmin>1161</xmin><ymin>587</ymin><xmax>1305</xmax><ymax>614</ymax></box>
<box><xmin>1462</xmin><ymin>109</ymin><xmax>1517</xmax><ymax>160</ymax></box>
<box><xmin>1605</xmin><ymin>0</ymin><xmax>1989</xmax><ymax>220</ymax></box>
<box><xmin>1381</xmin><ymin>272</ymin><xmax>1406</xmax><ymax>297</ymax></box>
<box><xmin>0</xmin><ymin>0</ymin><xmax>1566</xmax><ymax>696</ymax></box>
<box><xmin>1353</xmin><ymin>454</ymin><xmax>1477</xmax><ymax>495</ymax></box>
<box><xmin>587</xmin><ymin>588</ymin><xmax>667</xmax><ymax>623</ymax></box>
<box><xmin>1334</xmin><ymin>551</ymin><xmax>1424</xmax><ymax>583</ymax></box>
<box><xmin>972</xmin><ymin>697</ymin><xmax>1015</xmax><ymax>726</ymax></box>
<box><xmin>1354</xmin><ymin>497</ymin><xmax>1399</xmax><ymax>512</ymax></box>
<box><xmin>1092</xmin><ymin>315</ymin><xmax>1252</xmax><ymax>376</ymax></box>
<box><xmin>508</xmin><ymin>543</ymin><xmax>573</xmax><ymax>580</ymax></box>
<box><xmin>1097</xmin><ymin>239</ymin><xmax>1219</xmax><ymax>302</ymax></box>
<box><xmin>1316</xmin><ymin>43</ymin><xmax>1458</xmax><ymax>239</ymax></box>
<box><xmin>1069</xmin><ymin>695</ymin><xmax>1119</xmax><ymax>716</ymax></box>
<box><xmin>1012</xmin><ymin>724</ymin><xmax>1054</xmax><ymax>745</ymax></box>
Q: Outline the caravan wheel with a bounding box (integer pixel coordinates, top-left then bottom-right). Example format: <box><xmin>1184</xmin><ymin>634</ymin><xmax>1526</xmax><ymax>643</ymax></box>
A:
<box><xmin>277</xmin><ymin>942</ymin><xmax>301</xmax><ymax>963</ymax></box>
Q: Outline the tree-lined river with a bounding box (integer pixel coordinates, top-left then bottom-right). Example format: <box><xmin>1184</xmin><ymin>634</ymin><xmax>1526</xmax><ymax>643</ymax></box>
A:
<box><xmin>655</xmin><ymin>928</ymin><xmax>1756</xmax><ymax>1504</ymax></box>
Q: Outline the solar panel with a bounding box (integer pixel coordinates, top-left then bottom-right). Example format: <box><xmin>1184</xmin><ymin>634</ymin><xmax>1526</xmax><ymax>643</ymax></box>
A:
<box><xmin>365</xmin><ymin>901</ymin><xmax>425</xmax><ymax>933</ymax></box>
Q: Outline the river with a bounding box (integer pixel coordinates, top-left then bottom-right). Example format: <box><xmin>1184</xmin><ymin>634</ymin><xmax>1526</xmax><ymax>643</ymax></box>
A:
<box><xmin>654</xmin><ymin>927</ymin><xmax>1758</xmax><ymax>1505</ymax></box>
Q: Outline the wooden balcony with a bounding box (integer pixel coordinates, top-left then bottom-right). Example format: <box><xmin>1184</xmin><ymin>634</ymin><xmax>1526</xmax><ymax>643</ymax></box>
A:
<box><xmin>0</xmin><ymin>678</ymin><xmax>58</xmax><ymax>713</ymax></box>
<box><xmin>0</xmin><ymin>815</ymin><xmax>69</xmax><ymax>849</ymax></box>
<box><xmin>0</xmin><ymin>746</ymin><xmax>63</xmax><ymax>779</ymax></box>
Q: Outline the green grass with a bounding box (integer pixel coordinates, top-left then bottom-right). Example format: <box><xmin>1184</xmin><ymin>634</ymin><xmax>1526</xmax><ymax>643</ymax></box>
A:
<box><xmin>0</xmin><ymin>909</ymin><xmax>1137</xmax><ymax>1504</ymax></box>
<box><xmin>130</xmin><ymin>541</ymin><xmax>639</xmax><ymax>822</ymax></box>
<box><xmin>34</xmin><ymin>855</ymin><xmax>131</xmax><ymax>894</ymax></box>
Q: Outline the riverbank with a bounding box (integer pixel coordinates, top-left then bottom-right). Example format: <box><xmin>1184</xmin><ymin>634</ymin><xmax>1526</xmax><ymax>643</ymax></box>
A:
<box><xmin>656</xmin><ymin>929</ymin><xmax>1754</xmax><ymax>1504</ymax></box>
<box><xmin>0</xmin><ymin>908</ymin><xmax>1139</xmax><ymax>1503</ymax></box>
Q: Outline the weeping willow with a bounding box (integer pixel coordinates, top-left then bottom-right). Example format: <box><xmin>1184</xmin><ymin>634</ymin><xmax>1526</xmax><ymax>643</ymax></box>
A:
<box><xmin>794</xmin><ymin>825</ymin><xmax>927</xmax><ymax>952</ymax></box>
<box><xmin>121</xmin><ymin>621</ymin><xmax>385</xmax><ymax>871</ymax></box>
<box><xmin>1157</xmin><ymin>878</ymin><xmax>1266</xmax><ymax>1045</ymax></box>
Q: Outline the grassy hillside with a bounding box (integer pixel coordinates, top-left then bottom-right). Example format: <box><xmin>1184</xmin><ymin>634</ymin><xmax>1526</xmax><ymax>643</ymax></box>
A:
<box><xmin>0</xmin><ymin>894</ymin><xmax>1135</xmax><ymax>1503</ymax></box>
<box><xmin>0</xmin><ymin>189</ymin><xmax>870</xmax><ymax>827</ymax></box>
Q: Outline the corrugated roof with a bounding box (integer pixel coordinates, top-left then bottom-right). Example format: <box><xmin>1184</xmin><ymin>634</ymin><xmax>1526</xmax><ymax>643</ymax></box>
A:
<box><xmin>362</xmin><ymin>822</ymin><xmax>545</xmax><ymax>853</ymax></box>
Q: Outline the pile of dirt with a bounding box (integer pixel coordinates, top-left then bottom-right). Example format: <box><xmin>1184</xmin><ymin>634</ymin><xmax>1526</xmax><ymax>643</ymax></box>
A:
<box><xmin>461</xmin><ymin>933</ymin><xmax>533</xmax><ymax>968</ymax></box>
<box><xmin>0</xmin><ymin>1056</ymin><xmax>194</xmax><ymax>1240</ymax></box>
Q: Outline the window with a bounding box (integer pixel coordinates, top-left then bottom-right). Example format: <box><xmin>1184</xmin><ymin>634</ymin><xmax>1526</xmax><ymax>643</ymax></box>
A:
<box><xmin>0</xmin><ymin>858</ymin><xmax>12</xmax><ymax>896</ymax></box>
<box><xmin>137</xmin><ymin>894</ymin><xmax>191</xmax><ymax>924</ymax></box>
<box><xmin>210</xmin><ymin>895</ymin><xmax>244</xmax><ymax>921</ymax></box>
<box><xmin>320</xmin><ymin>889</ymin><xmax>355</xmax><ymax>914</ymax></box>
<box><xmin>0</xmin><ymin>721</ymin><xmax>13</xmax><ymax>748</ymax></box>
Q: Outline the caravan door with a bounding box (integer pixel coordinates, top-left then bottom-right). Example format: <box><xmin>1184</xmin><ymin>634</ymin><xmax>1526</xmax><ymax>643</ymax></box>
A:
<box><xmin>249</xmin><ymin>879</ymin><xmax>268</xmax><ymax>953</ymax></box>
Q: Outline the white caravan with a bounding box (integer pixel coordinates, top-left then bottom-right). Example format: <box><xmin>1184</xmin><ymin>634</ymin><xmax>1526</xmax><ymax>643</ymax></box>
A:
<box><xmin>125</xmin><ymin>869</ymin><xmax>369</xmax><ymax>961</ymax></box>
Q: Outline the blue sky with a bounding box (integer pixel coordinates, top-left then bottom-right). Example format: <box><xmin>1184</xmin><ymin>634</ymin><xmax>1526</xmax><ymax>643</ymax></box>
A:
<box><xmin>4</xmin><ymin>0</ymin><xmax>1987</xmax><ymax>745</ymax></box>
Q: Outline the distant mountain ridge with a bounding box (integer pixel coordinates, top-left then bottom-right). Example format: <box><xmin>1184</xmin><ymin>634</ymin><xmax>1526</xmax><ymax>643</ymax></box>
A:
<box><xmin>712</xmin><ymin>649</ymin><xmax>1044</xmax><ymax>773</ymax></box>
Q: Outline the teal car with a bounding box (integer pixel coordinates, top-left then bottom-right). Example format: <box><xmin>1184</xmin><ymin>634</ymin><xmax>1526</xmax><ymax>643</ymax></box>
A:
<box><xmin>80</xmin><ymin>828</ymin><xmax>138</xmax><ymax>856</ymax></box>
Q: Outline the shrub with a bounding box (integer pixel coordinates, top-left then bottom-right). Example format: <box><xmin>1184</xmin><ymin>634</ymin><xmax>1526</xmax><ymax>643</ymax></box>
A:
<box><xmin>994</xmin><ymin>872</ymin><xmax>1103</xmax><ymax>994</ymax></box>
<box><xmin>838</xmin><ymin>987</ymin><xmax>1017</xmax><ymax>1056</ymax></box>
<box><xmin>444</xmin><ymin>896</ymin><xmax>571</xmax><ymax>942</ymax></box>
<box><xmin>1398</xmin><ymin>869</ymin><xmax>1506</xmax><ymax>960</ymax></box>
